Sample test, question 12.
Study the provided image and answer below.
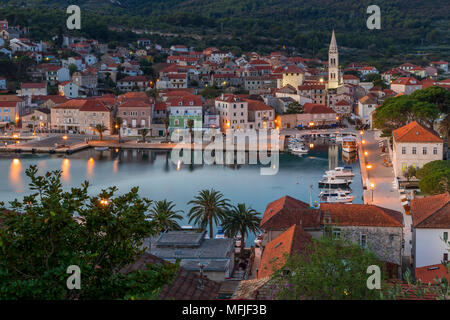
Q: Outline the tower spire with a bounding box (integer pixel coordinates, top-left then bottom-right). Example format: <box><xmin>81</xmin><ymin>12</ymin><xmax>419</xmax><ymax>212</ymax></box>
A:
<box><xmin>329</xmin><ymin>29</ymin><xmax>338</xmax><ymax>53</ymax></box>
<box><xmin>328</xmin><ymin>29</ymin><xmax>340</xmax><ymax>89</ymax></box>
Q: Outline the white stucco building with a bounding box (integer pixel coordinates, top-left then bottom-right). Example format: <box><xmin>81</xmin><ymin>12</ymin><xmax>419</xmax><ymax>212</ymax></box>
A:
<box><xmin>215</xmin><ymin>94</ymin><xmax>249</xmax><ymax>132</ymax></box>
<box><xmin>411</xmin><ymin>193</ymin><xmax>449</xmax><ymax>270</ymax></box>
<box><xmin>392</xmin><ymin>121</ymin><xmax>444</xmax><ymax>179</ymax></box>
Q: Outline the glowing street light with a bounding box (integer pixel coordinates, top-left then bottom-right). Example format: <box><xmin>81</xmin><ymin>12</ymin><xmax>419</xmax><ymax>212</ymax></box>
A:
<box><xmin>370</xmin><ymin>183</ymin><xmax>375</xmax><ymax>202</ymax></box>
<box><xmin>359</xmin><ymin>130</ymin><xmax>364</xmax><ymax>135</ymax></box>
<box><xmin>364</xmin><ymin>151</ymin><xmax>368</xmax><ymax>156</ymax></box>
<box><xmin>62</xmin><ymin>135</ymin><xmax>68</xmax><ymax>141</ymax></box>
<box><xmin>99</xmin><ymin>199</ymin><xmax>110</xmax><ymax>206</ymax></box>
<box><xmin>366</xmin><ymin>164</ymin><xmax>373</xmax><ymax>169</ymax></box>
<box><xmin>361</xmin><ymin>140</ymin><xmax>366</xmax><ymax>144</ymax></box>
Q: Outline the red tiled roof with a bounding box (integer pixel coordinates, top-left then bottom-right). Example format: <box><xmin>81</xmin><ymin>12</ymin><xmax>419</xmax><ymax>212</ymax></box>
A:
<box><xmin>320</xmin><ymin>203</ymin><xmax>403</xmax><ymax>227</ymax></box>
<box><xmin>392</xmin><ymin>77</ymin><xmax>420</xmax><ymax>85</ymax></box>
<box><xmin>283</xmin><ymin>65</ymin><xmax>304</xmax><ymax>74</ymax></box>
<box><xmin>302</xmin><ymin>103</ymin><xmax>336</xmax><ymax>114</ymax></box>
<box><xmin>21</xmin><ymin>83</ymin><xmax>46</xmax><ymax>89</ymax></box>
<box><xmin>298</xmin><ymin>84</ymin><xmax>326</xmax><ymax>90</ymax></box>
<box><xmin>0</xmin><ymin>95</ymin><xmax>24</xmax><ymax>102</ymax></box>
<box><xmin>154</xmin><ymin>101</ymin><xmax>167</xmax><ymax>111</ymax></box>
<box><xmin>55</xmin><ymin>99</ymin><xmax>87</xmax><ymax>109</ymax></box>
<box><xmin>261</xmin><ymin>196</ymin><xmax>320</xmax><ymax>230</ymax></box>
<box><xmin>121</xmin><ymin>253</ymin><xmax>220</xmax><ymax>300</ymax></box>
<box><xmin>166</xmin><ymin>95</ymin><xmax>202</xmax><ymax>107</ymax></box>
<box><xmin>410</xmin><ymin>193</ymin><xmax>450</xmax><ymax>228</ymax></box>
<box><xmin>246</xmin><ymin>99</ymin><xmax>273</xmax><ymax>111</ymax></box>
<box><xmin>0</xmin><ymin>101</ymin><xmax>19</xmax><ymax>108</ymax></box>
<box><xmin>79</xmin><ymin>100</ymin><xmax>110</xmax><ymax>112</ymax></box>
<box><xmin>415</xmin><ymin>264</ymin><xmax>449</xmax><ymax>284</ymax></box>
<box><xmin>258</xmin><ymin>224</ymin><xmax>312</xmax><ymax>279</ymax></box>
<box><xmin>392</xmin><ymin>121</ymin><xmax>443</xmax><ymax>143</ymax></box>
<box><xmin>358</xmin><ymin>95</ymin><xmax>377</xmax><ymax>104</ymax></box>
<box><xmin>118</xmin><ymin>76</ymin><xmax>148</xmax><ymax>82</ymax></box>
<box><xmin>167</xmin><ymin>73</ymin><xmax>187</xmax><ymax>79</ymax></box>
<box><xmin>335</xmin><ymin>100</ymin><xmax>351</xmax><ymax>106</ymax></box>
<box><xmin>118</xmin><ymin>100</ymin><xmax>152</xmax><ymax>109</ymax></box>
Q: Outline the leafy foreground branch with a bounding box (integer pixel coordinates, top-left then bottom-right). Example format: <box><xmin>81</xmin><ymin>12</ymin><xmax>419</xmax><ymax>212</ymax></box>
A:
<box><xmin>0</xmin><ymin>166</ymin><xmax>178</xmax><ymax>300</ymax></box>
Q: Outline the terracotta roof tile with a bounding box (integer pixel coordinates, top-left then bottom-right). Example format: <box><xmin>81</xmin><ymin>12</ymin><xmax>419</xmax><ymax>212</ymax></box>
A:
<box><xmin>415</xmin><ymin>264</ymin><xmax>449</xmax><ymax>284</ymax></box>
<box><xmin>258</xmin><ymin>224</ymin><xmax>312</xmax><ymax>279</ymax></box>
<box><xmin>320</xmin><ymin>203</ymin><xmax>403</xmax><ymax>227</ymax></box>
<box><xmin>393</xmin><ymin>121</ymin><xmax>443</xmax><ymax>143</ymax></box>
<box><xmin>261</xmin><ymin>196</ymin><xmax>320</xmax><ymax>230</ymax></box>
<box><xmin>410</xmin><ymin>193</ymin><xmax>450</xmax><ymax>228</ymax></box>
<box><xmin>303</xmin><ymin>103</ymin><xmax>336</xmax><ymax>114</ymax></box>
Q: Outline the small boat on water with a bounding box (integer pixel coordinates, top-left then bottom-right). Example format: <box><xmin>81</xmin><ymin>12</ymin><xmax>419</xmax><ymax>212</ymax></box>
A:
<box><xmin>342</xmin><ymin>136</ymin><xmax>357</xmax><ymax>153</ymax></box>
<box><xmin>254</xmin><ymin>234</ymin><xmax>263</xmax><ymax>247</ymax></box>
<box><xmin>319</xmin><ymin>188</ymin><xmax>352</xmax><ymax>197</ymax></box>
<box><xmin>325</xmin><ymin>166</ymin><xmax>354</xmax><ymax>178</ymax></box>
<box><xmin>319</xmin><ymin>176</ymin><xmax>352</xmax><ymax>189</ymax></box>
<box><xmin>319</xmin><ymin>190</ymin><xmax>354</xmax><ymax>203</ymax></box>
<box><xmin>290</xmin><ymin>144</ymin><xmax>309</xmax><ymax>154</ymax></box>
<box><xmin>94</xmin><ymin>147</ymin><xmax>109</xmax><ymax>151</ymax></box>
<box><xmin>215</xmin><ymin>228</ymin><xmax>227</xmax><ymax>239</ymax></box>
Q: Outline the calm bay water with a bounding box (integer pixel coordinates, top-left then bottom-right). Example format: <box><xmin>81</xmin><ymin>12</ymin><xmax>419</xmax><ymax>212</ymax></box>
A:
<box><xmin>0</xmin><ymin>143</ymin><xmax>363</xmax><ymax>242</ymax></box>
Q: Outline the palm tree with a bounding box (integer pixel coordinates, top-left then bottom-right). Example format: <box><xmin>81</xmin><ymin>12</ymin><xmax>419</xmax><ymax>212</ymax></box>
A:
<box><xmin>114</xmin><ymin>117</ymin><xmax>123</xmax><ymax>143</ymax></box>
<box><xmin>150</xmin><ymin>200</ymin><xmax>183</xmax><ymax>233</ymax></box>
<box><xmin>30</xmin><ymin>115</ymin><xmax>37</xmax><ymax>132</ymax></box>
<box><xmin>187</xmin><ymin>189</ymin><xmax>230</xmax><ymax>239</ymax></box>
<box><xmin>222</xmin><ymin>204</ymin><xmax>261</xmax><ymax>256</ymax></box>
<box><xmin>187</xmin><ymin>119</ymin><xmax>194</xmax><ymax>143</ymax></box>
<box><xmin>139</xmin><ymin>128</ymin><xmax>149</xmax><ymax>143</ymax></box>
<box><xmin>94</xmin><ymin>124</ymin><xmax>107</xmax><ymax>141</ymax></box>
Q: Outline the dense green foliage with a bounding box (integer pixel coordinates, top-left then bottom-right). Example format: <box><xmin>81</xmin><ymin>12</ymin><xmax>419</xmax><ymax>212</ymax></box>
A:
<box><xmin>416</xmin><ymin>160</ymin><xmax>450</xmax><ymax>195</ymax></box>
<box><xmin>373</xmin><ymin>87</ymin><xmax>445</xmax><ymax>131</ymax></box>
<box><xmin>0</xmin><ymin>0</ymin><xmax>448</xmax><ymax>64</ymax></box>
<box><xmin>285</xmin><ymin>102</ymin><xmax>303</xmax><ymax>114</ymax></box>
<box><xmin>0</xmin><ymin>166</ymin><xmax>178</xmax><ymax>299</ymax></box>
<box><xmin>271</xmin><ymin>236</ymin><xmax>386</xmax><ymax>300</ymax></box>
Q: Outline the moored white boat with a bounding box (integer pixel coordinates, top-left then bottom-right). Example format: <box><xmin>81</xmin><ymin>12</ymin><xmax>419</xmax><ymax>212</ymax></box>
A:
<box><xmin>215</xmin><ymin>228</ymin><xmax>227</xmax><ymax>239</ymax></box>
<box><xmin>94</xmin><ymin>147</ymin><xmax>109</xmax><ymax>151</ymax></box>
<box><xmin>325</xmin><ymin>166</ymin><xmax>354</xmax><ymax>178</ymax></box>
<box><xmin>319</xmin><ymin>191</ymin><xmax>355</xmax><ymax>203</ymax></box>
<box><xmin>318</xmin><ymin>176</ymin><xmax>352</xmax><ymax>188</ymax></box>
<box><xmin>342</xmin><ymin>136</ymin><xmax>357</xmax><ymax>153</ymax></box>
<box><xmin>290</xmin><ymin>145</ymin><xmax>309</xmax><ymax>154</ymax></box>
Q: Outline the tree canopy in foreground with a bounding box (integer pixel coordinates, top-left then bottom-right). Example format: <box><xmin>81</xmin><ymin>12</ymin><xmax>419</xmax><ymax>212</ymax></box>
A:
<box><xmin>0</xmin><ymin>166</ymin><xmax>178</xmax><ymax>300</ymax></box>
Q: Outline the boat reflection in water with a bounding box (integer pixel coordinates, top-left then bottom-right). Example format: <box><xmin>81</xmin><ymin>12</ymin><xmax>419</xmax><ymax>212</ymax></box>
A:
<box><xmin>342</xmin><ymin>150</ymin><xmax>358</xmax><ymax>164</ymax></box>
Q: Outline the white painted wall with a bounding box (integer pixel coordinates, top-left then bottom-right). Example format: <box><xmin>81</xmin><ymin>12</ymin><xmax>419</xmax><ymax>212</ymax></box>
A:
<box><xmin>414</xmin><ymin>228</ymin><xmax>449</xmax><ymax>268</ymax></box>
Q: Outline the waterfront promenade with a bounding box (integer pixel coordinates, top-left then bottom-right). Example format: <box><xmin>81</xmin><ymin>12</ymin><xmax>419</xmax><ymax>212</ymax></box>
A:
<box><xmin>360</xmin><ymin>130</ymin><xmax>412</xmax><ymax>266</ymax></box>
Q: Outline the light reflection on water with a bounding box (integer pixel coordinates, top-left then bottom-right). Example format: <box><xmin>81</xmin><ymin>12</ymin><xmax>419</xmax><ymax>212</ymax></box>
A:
<box><xmin>0</xmin><ymin>145</ymin><xmax>362</xmax><ymax>241</ymax></box>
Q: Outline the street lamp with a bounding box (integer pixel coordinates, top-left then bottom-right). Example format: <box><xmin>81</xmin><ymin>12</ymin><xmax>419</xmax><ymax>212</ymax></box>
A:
<box><xmin>62</xmin><ymin>135</ymin><xmax>68</xmax><ymax>141</ymax></box>
<box><xmin>370</xmin><ymin>183</ymin><xmax>375</xmax><ymax>202</ymax></box>
<box><xmin>366</xmin><ymin>164</ymin><xmax>373</xmax><ymax>169</ymax></box>
<box><xmin>99</xmin><ymin>199</ymin><xmax>109</xmax><ymax>206</ymax></box>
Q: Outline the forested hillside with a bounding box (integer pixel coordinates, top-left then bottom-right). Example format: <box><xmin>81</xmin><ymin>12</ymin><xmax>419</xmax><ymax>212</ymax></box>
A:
<box><xmin>0</xmin><ymin>0</ymin><xmax>448</xmax><ymax>63</ymax></box>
